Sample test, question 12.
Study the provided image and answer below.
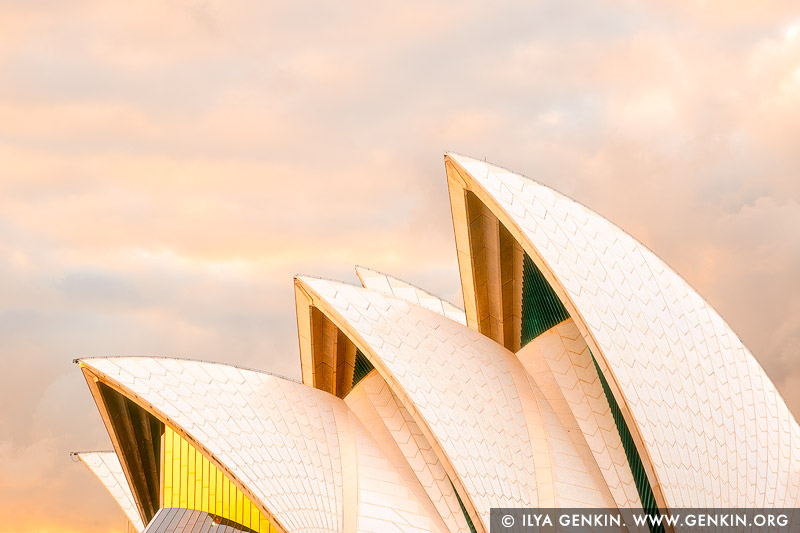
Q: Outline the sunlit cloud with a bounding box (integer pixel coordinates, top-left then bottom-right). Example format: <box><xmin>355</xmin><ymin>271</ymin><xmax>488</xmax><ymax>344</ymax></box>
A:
<box><xmin>1</xmin><ymin>1</ymin><xmax>799</xmax><ymax>530</ymax></box>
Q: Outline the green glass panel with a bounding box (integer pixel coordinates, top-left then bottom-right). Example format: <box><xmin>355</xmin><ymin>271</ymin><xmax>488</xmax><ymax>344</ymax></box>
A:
<box><xmin>521</xmin><ymin>252</ymin><xmax>570</xmax><ymax>347</ymax></box>
<box><xmin>351</xmin><ymin>349</ymin><xmax>374</xmax><ymax>388</ymax></box>
<box><xmin>518</xmin><ymin>249</ymin><xmax>660</xmax><ymax>529</ymax></box>
<box><xmin>449</xmin><ymin>479</ymin><xmax>477</xmax><ymax>533</ymax></box>
<box><xmin>590</xmin><ymin>351</ymin><xmax>663</xmax><ymax>532</ymax></box>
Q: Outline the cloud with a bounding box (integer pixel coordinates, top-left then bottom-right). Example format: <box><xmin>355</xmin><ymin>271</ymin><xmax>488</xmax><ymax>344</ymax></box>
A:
<box><xmin>1</xmin><ymin>1</ymin><xmax>799</xmax><ymax>530</ymax></box>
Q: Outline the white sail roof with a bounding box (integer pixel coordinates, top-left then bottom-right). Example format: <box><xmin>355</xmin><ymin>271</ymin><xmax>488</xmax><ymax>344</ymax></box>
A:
<box><xmin>445</xmin><ymin>152</ymin><xmax>800</xmax><ymax>508</ymax></box>
<box><xmin>296</xmin><ymin>276</ymin><xmax>621</xmax><ymax>530</ymax></box>
<box><xmin>344</xmin><ymin>372</ymin><xmax>470</xmax><ymax>532</ymax></box>
<box><xmin>78</xmin><ymin>357</ymin><xmax>450</xmax><ymax>533</ymax></box>
<box><xmin>76</xmin><ymin>451</ymin><xmax>145</xmax><ymax>532</ymax></box>
<box><xmin>352</xmin><ymin>267</ymin><xmax>641</xmax><ymax>509</ymax></box>
<box><xmin>75</xmin><ymin>150</ymin><xmax>800</xmax><ymax>530</ymax></box>
<box><xmin>355</xmin><ymin>266</ymin><xmax>467</xmax><ymax>325</ymax></box>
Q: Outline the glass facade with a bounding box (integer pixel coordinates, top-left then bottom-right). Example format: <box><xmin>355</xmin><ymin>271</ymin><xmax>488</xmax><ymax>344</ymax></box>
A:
<box><xmin>351</xmin><ymin>348</ymin><xmax>374</xmax><ymax>389</ymax></box>
<box><xmin>520</xmin><ymin>252</ymin><xmax>571</xmax><ymax>347</ymax></box>
<box><xmin>161</xmin><ymin>425</ymin><xmax>278</xmax><ymax>532</ymax></box>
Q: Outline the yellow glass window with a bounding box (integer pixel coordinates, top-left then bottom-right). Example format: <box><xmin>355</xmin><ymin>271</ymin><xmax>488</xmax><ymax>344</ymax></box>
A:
<box><xmin>161</xmin><ymin>426</ymin><xmax>277</xmax><ymax>532</ymax></box>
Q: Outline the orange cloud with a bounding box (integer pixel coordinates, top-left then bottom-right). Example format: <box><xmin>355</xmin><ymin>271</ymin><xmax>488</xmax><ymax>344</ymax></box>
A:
<box><xmin>1</xmin><ymin>1</ymin><xmax>799</xmax><ymax>531</ymax></box>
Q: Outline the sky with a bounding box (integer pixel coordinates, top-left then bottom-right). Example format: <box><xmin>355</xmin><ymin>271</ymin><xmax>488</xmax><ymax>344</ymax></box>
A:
<box><xmin>1</xmin><ymin>1</ymin><xmax>799</xmax><ymax>531</ymax></box>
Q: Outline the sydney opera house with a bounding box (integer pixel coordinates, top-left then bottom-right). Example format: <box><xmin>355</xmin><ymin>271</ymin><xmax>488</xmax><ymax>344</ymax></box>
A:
<box><xmin>74</xmin><ymin>153</ymin><xmax>800</xmax><ymax>532</ymax></box>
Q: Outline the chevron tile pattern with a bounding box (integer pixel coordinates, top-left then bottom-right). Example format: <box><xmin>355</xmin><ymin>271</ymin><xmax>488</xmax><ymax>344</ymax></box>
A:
<box><xmin>355</xmin><ymin>266</ymin><xmax>467</xmax><ymax>325</ymax></box>
<box><xmin>517</xmin><ymin>319</ymin><xmax>641</xmax><ymax>508</ymax></box>
<box><xmin>77</xmin><ymin>451</ymin><xmax>146</xmax><ymax>532</ymax></box>
<box><xmin>298</xmin><ymin>277</ymin><xmax>629</xmax><ymax>529</ymax></box>
<box><xmin>299</xmin><ymin>276</ymin><xmax>538</xmax><ymax>528</ymax></box>
<box><xmin>447</xmin><ymin>152</ymin><xmax>800</xmax><ymax>507</ymax></box>
<box><xmin>79</xmin><ymin>357</ymin><xmax>448</xmax><ymax>533</ymax></box>
<box><xmin>75</xmin><ymin>152</ymin><xmax>800</xmax><ymax>531</ymax></box>
<box><xmin>345</xmin><ymin>372</ymin><xmax>469</xmax><ymax>532</ymax></box>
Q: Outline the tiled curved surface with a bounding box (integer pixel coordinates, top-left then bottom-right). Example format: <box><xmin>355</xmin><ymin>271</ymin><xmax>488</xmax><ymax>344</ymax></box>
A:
<box><xmin>351</xmin><ymin>270</ymin><xmax>639</xmax><ymax>509</ymax></box>
<box><xmin>355</xmin><ymin>266</ymin><xmax>467</xmax><ymax>325</ymax></box>
<box><xmin>298</xmin><ymin>276</ymin><xmax>535</xmax><ymax>523</ymax></box>
<box><xmin>517</xmin><ymin>319</ymin><xmax>641</xmax><ymax>508</ymax></box>
<box><xmin>297</xmin><ymin>277</ymin><xmax>624</xmax><ymax>529</ymax></box>
<box><xmin>349</xmin><ymin>412</ymin><xmax>450</xmax><ymax>533</ymax></box>
<box><xmin>79</xmin><ymin>357</ymin><xmax>449</xmax><ymax>533</ymax></box>
<box><xmin>350</xmin><ymin>269</ymin><xmax>635</xmax><ymax>509</ymax></box>
<box><xmin>77</xmin><ymin>451</ymin><xmax>145</xmax><ymax>532</ymax></box>
<box><xmin>345</xmin><ymin>372</ymin><xmax>469</xmax><ymax>532</ymax></box>
<box><xmin>447</xmin><ymin>152</ymin><xmax>800</xmax><ymax>507</ymax></box>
